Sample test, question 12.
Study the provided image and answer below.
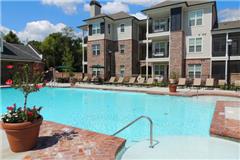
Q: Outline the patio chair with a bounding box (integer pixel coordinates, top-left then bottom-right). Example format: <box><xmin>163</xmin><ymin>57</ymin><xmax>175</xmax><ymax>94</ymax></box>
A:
<box><xmin>177</xmin><ymin>78</ymin><xmax>186</xmax><ymax>88</ymax></box>
<box><xmin>205</xmin><ymin>78</ymin><xmax>215</xmax><ymax>89</ymax></box>
<box><xmin>81</xmin><ymin>76</ymin><xmax>89</xmax><ymax>83</ymax></box>
<box><xmin>105</xmin><ymin>77</ymin><xmax>116</xmax><ymax>84</ymax></box>
<box><xmin>114</xmin><ymin>77</ymin><xmax>124</xmax><ymax>85</ymax></box>
<box><xmin>126</xmin><ymin>77</ymin><xmax>136</xmax><ymax>86</ymax></box>
<box><xmin>234</xmin><ymin>80</ymin><xmax>240</xmax><ymax>91</ymax></box>
<box><xmin>136</xmin><ymin>77</ymin><xmax>145</xmax><ymax>86</ymax></box>
<box><xmin>145</xmin><ymin>78</ymin><xmax>154</xmax><ymax>87</ymax></box>
<box><xmin>192</xmin><ymin>78</ymin><xmax>202</xmax><ymax>88</ymax></box>
<box><xmin>218</xmin><ymin>79</ymin><xmax>226</xmax><ymax>88</ymax></box>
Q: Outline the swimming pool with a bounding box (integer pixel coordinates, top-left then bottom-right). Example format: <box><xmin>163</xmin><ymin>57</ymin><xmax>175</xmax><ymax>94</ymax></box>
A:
<box><xmin>1</xmin><ymin>88</ymin><xmax>238</xmax><ymax>145</ymax></box>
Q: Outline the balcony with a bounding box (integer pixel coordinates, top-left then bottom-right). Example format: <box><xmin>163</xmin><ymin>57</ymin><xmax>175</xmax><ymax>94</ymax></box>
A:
<box><xmin>148</xmin><ymin>18</ymin><xmax>170</xmax><ymax>39</ymax></box>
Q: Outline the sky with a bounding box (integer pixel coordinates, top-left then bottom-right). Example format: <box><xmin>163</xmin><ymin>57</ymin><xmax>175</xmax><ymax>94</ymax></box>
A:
<box><xmin>1</xmin><ymin>0</ymin><xmax>240</xmax><ymax>42</ymax></box>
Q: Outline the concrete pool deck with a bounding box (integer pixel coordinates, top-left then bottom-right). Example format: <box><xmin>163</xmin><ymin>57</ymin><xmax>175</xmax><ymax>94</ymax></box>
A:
<box><xmin>44</xmin><ymin>82</ymin><xmax>240</xmax><ymax>98</ymax></box>
<box><xmin>121</xmin><ymin>136</ymin><xmax>240</xmax><ymax>160</ymax></box>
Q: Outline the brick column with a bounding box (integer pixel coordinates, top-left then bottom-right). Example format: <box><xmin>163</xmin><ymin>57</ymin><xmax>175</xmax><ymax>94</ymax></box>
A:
<box><xmin>169</xmin><ymin>31</ymin><xmax>184</xmax><ymax>78</ymax></box>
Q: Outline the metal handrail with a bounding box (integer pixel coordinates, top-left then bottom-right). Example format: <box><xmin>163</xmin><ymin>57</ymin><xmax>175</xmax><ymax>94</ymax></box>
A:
<box><xmin>112</xmin><ymin>115</ymin><xmax>154</xmax><ymax>148</ymax></box>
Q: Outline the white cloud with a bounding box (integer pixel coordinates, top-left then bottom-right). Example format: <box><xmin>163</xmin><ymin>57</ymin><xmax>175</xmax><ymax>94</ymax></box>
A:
<box><xmin>117</xmin><ymin>0</ymin><xmax>163</xmax><ymax>6</ymax></box>
<box><xmin>102</xmin><ymin>1</ymin><xmax>129</xmax><ymax>14</ymax></box>
<box><xmin>0</xmin><ymin>20</ymin><xmax>78</xmax><ymax>42</ymax></box>
<box><xmin>131</xmin><ymin>12</ymin><xmax>147</xmax><ymax>20</ymax></box>
<box><xmin>83</xmin><ymin>3</ymin><xmax>90</xmax><ymax>12</ymax></box>
<box><xmin>42</xmin><ymin>0</ymin><xmax>83</xmax><ymax>15</ymax></box>
<box><xmin>219</xmin><ymin>8</ymin><xmax>240</xmax><ymax>22</ymax></box>
<box><xmin>17</xmin><ymin>20</ymin><xmax>66</xmax><ymax>42</ymax></box>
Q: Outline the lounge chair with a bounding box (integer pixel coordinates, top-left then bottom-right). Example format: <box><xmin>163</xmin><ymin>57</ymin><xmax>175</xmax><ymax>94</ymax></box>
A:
<box><xmin>114</xmin><ymin>77</ymin><xmax>124</xmax><ymax>85</ymax></box>
<box><xmin>234</xmin><ymin>80</ymin><xmax>240</xmax><ymax>91</ymax></box>
<box><xmin>105</xmin><ymin>77</ymin><xmax>116</xmax><ymax>84</ymax></box>
<box><xmin>126</xmin><ymin>77</ymin><xmax>136</xmax><ymax>85</ymax></box>
<box><xmin>218</xmin><ymin>79</ymin><xmax>226</xmax><ymax>87</ymax></box>
<box><xmin>192</xmin><ymin>78</ymin><xmax>202</xmax><ymax>88</ymax></box>
<box><xmin>136</xmin><ymin>77</ymin><xmax>145</xmax><ymax>86</ymax></box>
<box><xmin>205</xmin><ymin>78</ymin><xmax>214</xmax><ymax>89</ymax></box>
<box><xmin>177</xmin><ymin>78</ymin><xmax>186</xmax><ymax>88</ymax></box>
<box><xmin>81</xmin><ymin>76</ymin><xmax>89</xmax><ymax>83</ymax></box>
<box><xmin>145</xmin><ymin>78</ymin><xmax>154</xmax><ymax>87</ymax></box>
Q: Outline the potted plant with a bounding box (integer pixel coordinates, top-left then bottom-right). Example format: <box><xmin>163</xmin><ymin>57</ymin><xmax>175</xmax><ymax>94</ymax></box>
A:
<box><xmin>1</xmin><ymin>64</ymin><xmax>44</xmax><ymax>152</ymax></box>
<box><xmin>169</xmin><ymin>72</ymin><xmax>178</xmax><ymax>92</ymax></box>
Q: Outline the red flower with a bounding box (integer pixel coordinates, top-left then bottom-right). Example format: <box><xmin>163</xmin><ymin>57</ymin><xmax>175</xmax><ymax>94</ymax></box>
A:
<box><xmin>35</xmin><ymin>84</ymin><xmax>43</xmax><ymax>89</ymax></box>
<box><xmin>6</xmin><ymin>65</ymin><xmax>14</xmax><ymax>69</ymax></box>
<box><xmin>5</xmin><ymin>79</ymin><xmax>13</xmax><ymax>85</ymax></box>
<box><xmin>7</xmin><ymin>106</ymin><xmax>14</xmax><ymax>111</ymax></box>
<box><xmin>27</xmin><ymin>111</ymin><xmax>34</xmax><ymax>117</ymax></box>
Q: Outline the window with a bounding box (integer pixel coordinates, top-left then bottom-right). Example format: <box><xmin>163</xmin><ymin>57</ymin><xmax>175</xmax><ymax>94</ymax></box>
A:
<box><xmin>120</xmin><ymin>65</ymin><xmax>125</xmax><ymax>77</ymax></box>
<box><xmin>154</xmin><ymin>65</ymin><xmax>165</xmax><ymax>76</ymax></box>
<box><xmin>108</xmin><ymin>24</ymin><xmax>111</xmax><ymax>34</ymax></box>
<box><xmin>120</xmin><ymin>45</ymin><xmax>125</xmax><ymax>54</ymax></box>
<box><xmin>188</xmin><ymin>64</ymin><xmax>201</xmax><ymax>78</ymax></box>
<box><xmin>92</xmin><ymin>23</ymin><xmax>101</xmax><ymax>35</ymax></box>
<box><xmin>189</xmin><ymin>10</ymin><xmax>203</xmax><ymax>27</ymax></box>
<box><xmin>120</xmin><ymin>24</ymin><xmax>125</xmax><ymax>32</ymax></box>
<box><xmin>92</xmin><ymin>44</ymin><xmax>100</xmax><ymax>55</ymax></box>
<box><xmin>213</xmin><ymin>34</ymin><xmax>226</xmax><ymax>57</ymax></box>
<box><xmin>188</xmin><ymin>37</ymin><xmax>202</xmax><ymax>53</ymax></box>
<box><xmin>92</xmin><ymin>68</ymin><xmax>100</xmax><ymax>76</ymax></box>
<box><xmin>154</xmin><ymin>19</ymin><xmax>168</xmax><ymax>32</ymax></box>
<box><xmin>153</xmin><ymin>42</ymin><xmax>167</xmax><ymax>56</ymax></box>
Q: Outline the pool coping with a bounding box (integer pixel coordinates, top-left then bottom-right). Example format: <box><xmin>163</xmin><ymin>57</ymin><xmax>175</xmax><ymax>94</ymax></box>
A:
<box><xmin>210</xmin><ymin>101</ymin><xmax>240</xmax><ymax>142</ymax></box>
<box><xmin>73</xmin><ymin>85</ymin><xmax>240</xmax><ymax>98</ymax></box>
<box><xmin>1</xmin><ymin>121</ymin><xmax>126</xmax><ymax>160</ymax></box>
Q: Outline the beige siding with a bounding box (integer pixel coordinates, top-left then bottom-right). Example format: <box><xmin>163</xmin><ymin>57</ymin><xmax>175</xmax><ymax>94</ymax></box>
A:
<box><xmin>183</xmin><ymin>4</ymin><xmax>213</xmax><ymax>59</ymax></box>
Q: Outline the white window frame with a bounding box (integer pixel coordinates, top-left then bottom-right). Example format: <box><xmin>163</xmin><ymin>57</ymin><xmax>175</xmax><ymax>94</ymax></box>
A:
<box><xmin>153</xmin><ymin>18</ymin><xmax>168</xmax><ymax>32</ymax></box>
<box><xmin>92</xmin><ymin>23</ymin><xmax>101</xmax><ymax>35</ymax></box>
<box><xmin>120</xmin><ymin>24</ymin><xmax>125</xmax><ymax>32</ymax></box>
<box><xmin>188</xmin><ymin>37</ymin><xmax>202</xmax><ymax>53</ymax></box>
<box><xmin>120</xmin><ymin>65</ymin><xmax>125</xmax><ymax>77</ymax></box>
<box><xmin>153</xmin><ymin>41</ymin><xmax>168</xmax><ymax>56</ymax></box>
<box><xmin>92</xmin><ymin>44</ymin><xmax>100</xmax><ymax>55</ymax></box>
<box><xmin>188</xmin><ymin>64</ymin><xmax>202</xmax><ymax>78</ymax></box>
<box><xmin>92</xmin><ymin>68</ymin><xmax>100</xmax><ymax>76</ymax></box>
<box><xmin>188</xmin><ymin>10</ymin><xmax>203</xmax><ymax>27</ymax></box>
<box><xmin>154</xmin><ymin>64</ymin><xmax>165</xmax><ymax>77</ymax></box>
<box><xmin>119</xmin><ymin>44</ymin><xmax>125</xmax><ymax>54</ymax></box>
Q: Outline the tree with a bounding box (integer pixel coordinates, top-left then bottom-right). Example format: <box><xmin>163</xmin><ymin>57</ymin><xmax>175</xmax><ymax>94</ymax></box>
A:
<box><xmin>4</xmin><ymin>31</ymin><xmax>21</xmax><ymax>44</ymax></box>
<box><xmin>28</xmin><ymin>40</ymin><xmax>42</xmax><ymax>52</ymax></box>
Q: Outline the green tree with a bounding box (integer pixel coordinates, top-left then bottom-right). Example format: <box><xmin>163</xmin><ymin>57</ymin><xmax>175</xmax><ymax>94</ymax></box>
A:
<box><xmin>62</xmin><ymin>46</ymin><xmax>74</xmax><ymax>72</ymax></box>
<box><xmin>4</xmin><ymin>31</ymin><xmax>21</xmax><ymax>44</ymax></box>
<box><xmin>28</xmin><ymin>40</ymin><xmax>42</xmax><ymax>52</ymax></box>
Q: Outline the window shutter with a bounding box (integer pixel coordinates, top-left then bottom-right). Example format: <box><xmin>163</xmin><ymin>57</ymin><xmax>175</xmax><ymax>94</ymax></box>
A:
<box><xmin>100</xmin><ymin>22</ymin><xmax>105</xmax><ymax>34</ymax></box>
<box><xmin>89</xmin><ymin>24</ymin><xmax>92</xmax><ymax>36</ymax></box>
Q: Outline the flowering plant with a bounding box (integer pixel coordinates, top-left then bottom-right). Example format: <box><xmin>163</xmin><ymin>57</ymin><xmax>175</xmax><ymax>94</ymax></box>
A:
<box><xmin>1</xmin><ymin>104</ymin><xmax>42</xmax><ymax>123</ymax></box>
<box><xmin>2</xmin><ymin>64</ymin><xmax>44</xmax><ymax>123</ymax></box>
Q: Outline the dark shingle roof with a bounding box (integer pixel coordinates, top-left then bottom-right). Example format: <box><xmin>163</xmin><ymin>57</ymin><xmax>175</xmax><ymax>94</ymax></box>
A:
<box><xmin>143</xmin><ymin>0</ymin><xmax>215</xmax><ymax>12</ymax></box>
<box><xmin>84</xmin><ymin>12</ymin><xmax>135</xmax><ymax>21</ymax></box>
<box><xmin>110</xmin><ymin>12</ymin><xmax>132</xmax><ymax>20</ymax></box>
<box><xmin>1</xmin><ymin>42</ymin><xmax>42</xmax><ymax>62</ymax></box>
<box><xmin>213</xmin><ymin>20</ymin><xmax>240</xmax><ymax>31</ymax></box>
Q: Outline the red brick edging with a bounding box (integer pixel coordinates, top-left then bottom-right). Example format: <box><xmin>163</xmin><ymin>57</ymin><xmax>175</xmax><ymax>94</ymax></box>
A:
<box><xmin>210</xmin><ymin>101</ymin><xmax>240</xmax><ymax>141</ymax></box>
<box><xmin>21</xmin><ymin>121</ymin><xmax>126</xmax><ymax>160</ymax></box>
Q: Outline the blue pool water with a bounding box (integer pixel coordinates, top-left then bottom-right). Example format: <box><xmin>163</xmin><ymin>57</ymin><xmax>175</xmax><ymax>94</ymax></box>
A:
<box><xmin>1</xmin><ymin>88</ymin><xmax>238</xmax><ymax>144</ymax></box>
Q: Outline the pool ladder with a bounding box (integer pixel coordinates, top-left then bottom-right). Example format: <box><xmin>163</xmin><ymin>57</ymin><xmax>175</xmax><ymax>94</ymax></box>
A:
<box><xmin>112</xmin><ymin>115</ymin><xmax>154</xmax><ymax>148</ymax></box>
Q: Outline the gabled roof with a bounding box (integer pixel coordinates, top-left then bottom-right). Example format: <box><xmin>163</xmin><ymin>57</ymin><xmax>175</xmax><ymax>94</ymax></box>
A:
<box><xmin>213</xmin><ymin>20</ymin><xmax>240</xmax><ymax>31</ymax></box>
<box><xmin>84</xmin><ymin>11</ymin><xmax>136</xmax><ymax>21</ymax></box>
<box><xmin>143</xmin><ymin>0</ymin><xmax>215</xmax><ymax>12</ymax></box>
<box><xmin>1</xmin><ymin>41</ymin><xmax>42</xmax><ymax>62</ymax></box>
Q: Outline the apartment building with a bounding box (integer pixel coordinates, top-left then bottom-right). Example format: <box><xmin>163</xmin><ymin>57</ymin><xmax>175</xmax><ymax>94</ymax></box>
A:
<box><xmin>80</xmin><ymin>0</ymin><xmax>240</xmax><ymax>82</ymax></box>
